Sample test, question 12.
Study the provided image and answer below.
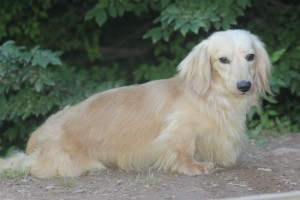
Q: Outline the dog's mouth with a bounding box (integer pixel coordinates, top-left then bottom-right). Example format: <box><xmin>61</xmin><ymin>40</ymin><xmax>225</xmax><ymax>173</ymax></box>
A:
<box><xmin>231</xmin><ymin>91</ymin><xmax>248</xmax><ymax>96</ymax></box>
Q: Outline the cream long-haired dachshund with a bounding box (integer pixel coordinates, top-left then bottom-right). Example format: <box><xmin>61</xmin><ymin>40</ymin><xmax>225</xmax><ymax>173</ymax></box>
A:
<box><xmin>0</xmin><ymin>30</ymin><xmax>271</xmax><ymax>178</ymax></box>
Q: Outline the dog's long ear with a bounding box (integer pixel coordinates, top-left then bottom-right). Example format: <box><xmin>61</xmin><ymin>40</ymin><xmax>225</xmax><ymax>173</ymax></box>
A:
<box><xmin>177</xmin><ymin>40</ymin><xmax>211</xmax><ymax>96</ymax></box>
<box><xmin>252</xmin><ymin>35</ymin><xmax>272</xmax><ymax>95</ymax></box>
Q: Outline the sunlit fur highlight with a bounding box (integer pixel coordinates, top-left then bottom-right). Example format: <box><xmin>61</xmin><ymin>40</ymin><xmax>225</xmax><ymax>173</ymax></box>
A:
<box><xmin>0</xmin><ymin>30</ymin><xmax>271</xmax><ymax>178</ymax></box>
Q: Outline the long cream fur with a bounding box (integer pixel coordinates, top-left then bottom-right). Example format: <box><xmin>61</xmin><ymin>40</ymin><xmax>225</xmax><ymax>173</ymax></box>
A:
<box><xmin>0</xmin><ymin>30</ymin><xmax>271</xmax><ymax>178</ymax></box>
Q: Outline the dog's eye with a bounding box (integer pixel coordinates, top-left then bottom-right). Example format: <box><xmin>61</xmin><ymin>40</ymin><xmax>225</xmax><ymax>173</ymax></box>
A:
<box><xmin>219</xmin><ymin>57</ymin><xmax>230</xmax><ymax>64</ymax></box>
<box><xmin>245</xmin><ymin>54</ymin><xmax>255</xmax><ymax>62</ymax></box>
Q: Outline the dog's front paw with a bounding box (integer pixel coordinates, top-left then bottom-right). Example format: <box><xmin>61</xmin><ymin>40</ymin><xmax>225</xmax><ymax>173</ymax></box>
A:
<box><xmin>177</xmin><ymin>161</ymin><xmax>214</xmax><ymax>176</ymax></box>
<box><xmin>202</xmin><ymin>162</ymin><xmax>214</xmax><ymax>174</ymax></box>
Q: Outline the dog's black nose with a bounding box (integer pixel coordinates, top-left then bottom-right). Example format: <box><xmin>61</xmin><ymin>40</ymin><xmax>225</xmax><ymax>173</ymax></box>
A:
<box><xmin>237</xmin><ymin>81</ymin><xmax>251</xmax><ymax>92</ymax></box>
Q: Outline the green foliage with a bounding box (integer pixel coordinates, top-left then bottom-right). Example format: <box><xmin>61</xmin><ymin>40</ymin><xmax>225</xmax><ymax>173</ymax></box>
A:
<box><xmin>1</xmin><ymin>41</ymin><xmax>66</xmax><ymax>120</ymax></box>
<box><xmin>0</xmin><ymin>0</ymin><xmax>299</xmax><ymax>155</ymax></box>
<box><xmin>0</xmin><ymin>40</ymin><xmax>127</xmax><ymax>155</ymax></box>
<box><xmin>245</xmin><ymin>0</ymin><xmax>300</xmax><ymax>139</ymax></box>
<box><xmin>247</xmin><ymin>49</ymin><xmax>295</xmax><ymax>138</ymax></box>
<box><xmin>144</xmin><ymin>0</ymin><xmax>251</xmax><ymax>42</ymax></box>
<box><xmin>85</xmin><ymin>0</ymin><xmax>151</xmax><ymax>26</ymax></box>
<box><xmin>84</xmin><ymin>0</ymin><xmax>251</xmax><ymax>43</ymax></box>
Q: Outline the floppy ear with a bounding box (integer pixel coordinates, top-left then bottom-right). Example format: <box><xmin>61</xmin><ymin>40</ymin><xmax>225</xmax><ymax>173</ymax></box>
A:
<box><xmin>177</xmin><ymin>40</ymin><xmax>211</xmax><ymax>95</ymax></box>
<box><xmin>252</xmin><ymin>35</ymin><xmax>272</xmax><ymax>95</ymax></box>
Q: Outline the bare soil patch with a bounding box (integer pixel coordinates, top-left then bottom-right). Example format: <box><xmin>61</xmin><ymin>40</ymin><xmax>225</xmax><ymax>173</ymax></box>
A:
<box><xmin>1</xmin><ymin>134</ymin><xmax>300</xmax><ymax>200</ymax></box>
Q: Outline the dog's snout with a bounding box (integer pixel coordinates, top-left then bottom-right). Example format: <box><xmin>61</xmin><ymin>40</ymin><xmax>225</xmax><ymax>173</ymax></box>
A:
<box><xmin>237</xmin><ymin>81</ymin><xmax>251</xmax><ymax>93</ymax></box>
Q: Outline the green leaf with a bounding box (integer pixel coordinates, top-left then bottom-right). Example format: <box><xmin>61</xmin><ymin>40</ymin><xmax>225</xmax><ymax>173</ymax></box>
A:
<box><xmin>143</xmin><ymin>27</ymin><xmax>162</xmax><ymax>43</ymax></box>
<box><xmin>85</xmin><ymin>7</ymin><xmax>97</xmax><ymax>20</ymax></box>
<box><xmin>190</xmin><ymin>20</ymin><xmax>206</xmax><ymax>34</ymax></box>
<box><xmin>95</xmin><ymin>9</ymin><xmax>108</xmax><ymax>27</ymax></box>
<box><xmin>34</xmin><ymin>79</ymin><xmax>44</xmax><ymax>92</ymax></box>
<box><xmin>264</xmin><ymin>95</ymin><xmax>278</xmax><ymax>104</ymax></box>
<box><xmin>108</xmin><ymin>6</ymin><xmax>117</xmax><ymax>17</ymax></box>
<box><xmin>209</xmin><ymin>14</ymin><xmax>220</xmax><ymax>22</ymax></box>
<box><xmin>162</xmin><ymin>29</ymin><xmax>170</xmax><ymax>42</ymax></box>
<box><xmin>267</xmin><ymin>110</ymin><xmax>279</xmax><ymax>116</ymax></box>
<box><xmin>174</xmin><ymin>19</ymin><xmax>187</xmax><ymax>31</ymax></box>
<box><xmin>180</xmin><ymin>24</ymin><xmax>190</xmax><ymax>36</ymax></box>
<box><xmin>85</xmin><ymin>4</ymin><xmax>108</xmax><ymax>27</ymax></box>
<box><xmin>203</xmin><ymin>20</ymin><xmax>211</xmax><ymax>32</ymax></box>
<box><xmin>271</xmin><ymin>49</ymin><xmax>286</xmax><ymax>63</ymax></box>
<box><xmin>261</xmin><ymin>113</ymin><xmax>270</xmax><ymax>127</ymax></box>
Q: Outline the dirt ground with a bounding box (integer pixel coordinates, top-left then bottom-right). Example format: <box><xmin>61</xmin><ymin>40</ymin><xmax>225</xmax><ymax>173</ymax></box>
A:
<box><xmin>1</xmin><ymin>134</ymin><xmax>300</xmax><ymax>200</ymax></box>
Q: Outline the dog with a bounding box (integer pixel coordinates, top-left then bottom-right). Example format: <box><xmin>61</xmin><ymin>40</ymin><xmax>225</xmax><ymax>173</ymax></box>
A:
<box><xmin>0</xmin><ymin>29</ymin><xmax>271</xmax><ymax>178</ymax></box>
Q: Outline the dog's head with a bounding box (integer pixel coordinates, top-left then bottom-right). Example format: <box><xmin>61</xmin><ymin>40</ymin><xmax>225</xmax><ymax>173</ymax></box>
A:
<box><xmin>178</xmin><ymin>30</ymin><xmax>271</xmax><ymax>96</ymax></box>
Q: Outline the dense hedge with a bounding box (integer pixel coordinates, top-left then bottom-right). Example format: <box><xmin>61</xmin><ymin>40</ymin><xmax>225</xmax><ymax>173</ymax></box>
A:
<box><xmin>0</xmin><ymin>0</ymin><xmax>299</xmax><ymax>155</ymax></box>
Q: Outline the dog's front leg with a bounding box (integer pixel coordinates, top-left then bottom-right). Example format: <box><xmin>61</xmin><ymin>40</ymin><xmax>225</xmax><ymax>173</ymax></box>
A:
<box><xmin>152</xmin><ymin>124</ymin><xmax>214</xmax><ymax>176</ymax></box>
<box><xmin>172</xmin><ymin>135</ymin><xmax>214</xmax><ymax>176</ymax></box>
<box><xmin>175</xmin><ymin>155</ymin><xmax>214</xmax><ymax>176</ymax></box>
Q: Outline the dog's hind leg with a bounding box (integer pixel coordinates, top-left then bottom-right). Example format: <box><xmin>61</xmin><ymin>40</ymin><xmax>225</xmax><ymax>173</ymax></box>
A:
<box><xmin>28</xmin><ymin>143</ymin><xmax>105</xmax><ymax>178</ymax></box>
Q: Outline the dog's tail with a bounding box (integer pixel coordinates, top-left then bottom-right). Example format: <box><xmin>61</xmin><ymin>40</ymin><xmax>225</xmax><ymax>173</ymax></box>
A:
<box><xmin>0</xmin><ymin>152</ymin><xmax>30</xmax><ymax>172</ymax></box>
